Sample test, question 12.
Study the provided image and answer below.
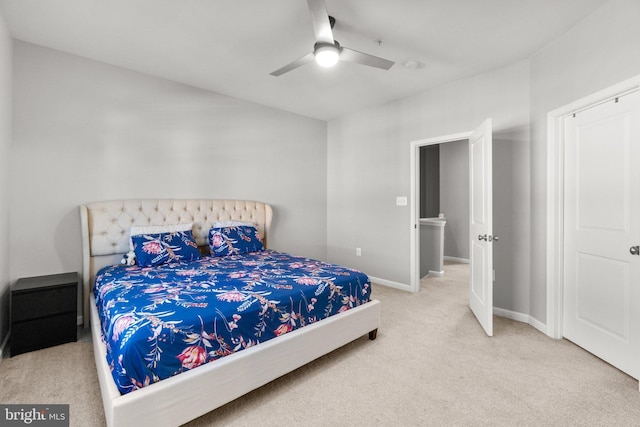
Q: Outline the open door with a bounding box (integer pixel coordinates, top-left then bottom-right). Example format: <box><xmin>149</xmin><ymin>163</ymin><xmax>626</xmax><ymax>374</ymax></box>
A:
<box><xmin>469</xmin><ymin>118</ymin><xmax>493</xmax><ymax>336</ymax></box>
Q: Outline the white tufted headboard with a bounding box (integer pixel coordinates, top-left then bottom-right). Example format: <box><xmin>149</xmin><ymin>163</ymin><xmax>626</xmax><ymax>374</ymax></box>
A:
<box><xmin>80</xmin><ymin>199</ymin><xmax>273</xmax><ymax>327</ymax></box>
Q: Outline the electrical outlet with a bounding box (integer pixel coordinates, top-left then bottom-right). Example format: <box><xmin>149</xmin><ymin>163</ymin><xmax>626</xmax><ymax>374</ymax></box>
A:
<box><xmin>356</xmin><ymin>248</ymin><xmax>361</xmax><ymax>256</ymax></box>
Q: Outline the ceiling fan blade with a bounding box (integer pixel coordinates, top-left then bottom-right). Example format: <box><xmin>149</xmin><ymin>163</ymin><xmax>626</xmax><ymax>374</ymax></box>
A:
<box><xmin>307</xmin><ymin>0</ymin><xmax>334</xmax><ymax>44</ymax></box>
<box><xmin>270</xmin><ymin>52</ymin><xmax>315</xmax><ymax>76</ymax></box>
<box><xmin>340</xmin><ymin>47</ymin><xmax>395</xmax><ymax>70</ymax></box>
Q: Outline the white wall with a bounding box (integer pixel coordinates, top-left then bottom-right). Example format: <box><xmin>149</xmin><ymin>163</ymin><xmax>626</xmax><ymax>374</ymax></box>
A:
<box><xmin>11</xmin><ymin>42</ymin><xmax>327</xmax><ymax>315</ymax></box>
<box><xmin>327</xmin><ymin>60</ymin><xmax>531</xmax><ymax>314</ymax></box>
<box><xmin>439</xmin><ymin>139</ymin><xmax>469</xmax><ymax>260</ymax></box>
<box><xmin>0</xmin><ymin>9</ymin><xmax>12</xmax><ymax>351</ymax></box>
<box><xmin>528</xmin><ymin>0</ymin><xmax>640</xmax><ymax>323</ymax></box>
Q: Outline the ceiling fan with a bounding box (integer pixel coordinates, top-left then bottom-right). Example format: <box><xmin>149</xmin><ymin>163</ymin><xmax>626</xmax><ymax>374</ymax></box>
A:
<box><xmin>270</xmin><ymin>0</ymin><xmax>395</xmax><ymax>76</ymax></box>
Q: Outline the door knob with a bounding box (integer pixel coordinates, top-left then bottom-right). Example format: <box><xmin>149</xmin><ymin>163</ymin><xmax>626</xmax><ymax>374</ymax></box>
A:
<box><xmin>489</xmin><ymin>235</ymin><xmax>499</xmax><ymax>242</ymax></box>
<box><xmin>631</xmin><ymin>246</ymin><xmax>640</xmax><ymax>255</ymax></box>
<box><xmin>478</xmin><ymin>234</ymin><xmax>487</xmax><ymax>241</ymax></box>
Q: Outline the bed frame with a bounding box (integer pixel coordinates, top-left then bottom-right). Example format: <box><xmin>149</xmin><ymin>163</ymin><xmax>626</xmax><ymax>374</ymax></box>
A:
<box><xmin>80</xmin><ymin>199</ymin><xmax>381</xmax><ymax>427</ymax></box>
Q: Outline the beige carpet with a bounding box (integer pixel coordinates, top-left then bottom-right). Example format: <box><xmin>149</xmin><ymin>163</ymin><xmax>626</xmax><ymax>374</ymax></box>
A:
<box><xmin>1</xmin><ymin>262</ymin><xmax>639</xmax><ymax>426</ymax></box>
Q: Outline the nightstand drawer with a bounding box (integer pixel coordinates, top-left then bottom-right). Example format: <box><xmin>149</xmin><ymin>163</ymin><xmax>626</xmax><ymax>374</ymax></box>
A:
<box><xmin>11</xmin><ymin>312</ymin><xmax>77</xmax><ymax>356</ymax></box>
<box><xmin>12</xmin><ymin>284</ymin><xmax>77</xmax><ymax>322</ymax></box>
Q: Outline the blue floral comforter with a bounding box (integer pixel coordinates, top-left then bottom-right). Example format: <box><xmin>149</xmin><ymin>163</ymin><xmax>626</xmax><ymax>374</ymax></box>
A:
<box><xmin>94</xmin><ymin>250</ymin><xmax>372</xmax><ymax>395</ymax></box>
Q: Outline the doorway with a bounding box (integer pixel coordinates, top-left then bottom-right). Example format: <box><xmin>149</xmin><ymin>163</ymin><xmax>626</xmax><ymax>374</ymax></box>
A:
<box><xmin>410</xmin><ymin>119</ymin><xmax>495</xmax><ymax>336</ymax></box>
<box><xmin>418</xmin><ymin>140</ymin><xmax>469</xmax><ymax>279</ymax></box>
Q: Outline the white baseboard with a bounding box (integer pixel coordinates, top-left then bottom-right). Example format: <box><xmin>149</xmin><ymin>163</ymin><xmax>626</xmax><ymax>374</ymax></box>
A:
<box><xmin>0</xmin><ymin>331</ymin><xmax>10</xmax><ymax>364</ymax></box>
<box><xmin>369</xmin><ymin>276</ymin><xmax>551</xmax><ymax>338</ymax></box>
<box><xmin>444</xmin><ymin>256</ymin><xmax>470</xmax><ymax>264</ymax></box>
<box><xmin>368</xmin><ymin>276</ymin><xmax>412</xmax><ymax>292</ymax></box>
<box><xmin>527</xmin><ymin>316</ymin><xmax>548</xmax><ymax>336</ymax></box>
<box><xmin>493</xmin><ymin>307</ymin><xmax>548</xmax><ymax>335</ymax></box>
<box><xmin>420</xmin><ymin>270</ymin><xmax>445</xmax><ymax>279</ymax></box>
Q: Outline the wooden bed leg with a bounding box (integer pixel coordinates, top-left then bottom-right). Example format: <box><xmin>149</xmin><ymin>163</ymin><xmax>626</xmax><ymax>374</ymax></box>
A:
<box><xmin>368</xmin><ymin>329</ymin><xmax>378</xmax><ymax>340</ymax></box>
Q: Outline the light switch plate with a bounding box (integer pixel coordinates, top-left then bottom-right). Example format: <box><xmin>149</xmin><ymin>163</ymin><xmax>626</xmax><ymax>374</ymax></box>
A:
<box><xmin>396</xmin><ymin>196</ymin><xmax>408</xmax><ymax>206</ymax></box>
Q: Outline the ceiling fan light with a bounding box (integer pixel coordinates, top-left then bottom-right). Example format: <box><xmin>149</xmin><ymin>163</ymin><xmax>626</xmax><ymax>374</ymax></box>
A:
<box><xmin>314</xmin><ymin>44</ymin><xmax>340</xmax><ymax>67</ymax></box>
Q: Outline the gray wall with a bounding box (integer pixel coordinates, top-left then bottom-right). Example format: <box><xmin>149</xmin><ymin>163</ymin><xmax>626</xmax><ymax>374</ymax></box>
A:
<box><xmin>419</xmin><ymin>144</ymin><xmax>439</xmax><ymax>218</ymax></box>
<box><xmin>528</xmin><ymin>0</ymin><xmax>640</xmax><ymax>323</ymax></box>
<box><xmin>439</xmin><ymin>139</ymin><xmax>469</xmax><ymax>260</ymax></box>
<box><xmin>4</xmin><ymin>0</ymin><xmax>640</xmax><ymax>333</ymax></box>
<box><xmin>11</xmin><ymin>42</ymin><xmax>328</xmax><ymax>317</ymax></box>
<box><xmin>327</xmin><ymin>59</ymin><xmax>530</xmax><ymax>315</ymax></box>
<box><xmin>327</xmin><ymin>0</ymin><xmax>640</xmax><ymax>325</ymax></box>
<box><xmin>0</xmin><ymin>11</ymin><xmax>11</xmax><ymax>351</ymax></box>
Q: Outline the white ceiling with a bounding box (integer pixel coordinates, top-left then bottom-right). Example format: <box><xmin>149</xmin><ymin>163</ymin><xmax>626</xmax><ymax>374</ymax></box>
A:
<box><xmin>0</xmin><ymin>0</ymin><xmax>608</xmax><ymax>121</ymax></box>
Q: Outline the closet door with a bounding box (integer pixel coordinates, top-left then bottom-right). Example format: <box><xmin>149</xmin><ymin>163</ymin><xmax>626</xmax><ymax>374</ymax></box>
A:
<box><xmin>563</xmin><ymin>91</ymin><xmax>640</xmax><ymax>380</ymax></box>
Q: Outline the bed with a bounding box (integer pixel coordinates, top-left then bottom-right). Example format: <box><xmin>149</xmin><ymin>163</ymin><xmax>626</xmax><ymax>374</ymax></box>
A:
<box><xmin>80</xmin><ymin>199</ymin><xmax>381</xmax><ymax>427</ymax></box>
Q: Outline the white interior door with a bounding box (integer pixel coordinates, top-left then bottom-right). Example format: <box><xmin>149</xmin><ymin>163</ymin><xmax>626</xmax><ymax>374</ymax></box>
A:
<box><xmin>563</xmin><ymin>91</ymin><xmax>640</xmax><ymax>380</ymax></box>
<box><xmin>469</xmin><ymin>119</ymin><xmax>493</xmax><ymax>336</ymax></box>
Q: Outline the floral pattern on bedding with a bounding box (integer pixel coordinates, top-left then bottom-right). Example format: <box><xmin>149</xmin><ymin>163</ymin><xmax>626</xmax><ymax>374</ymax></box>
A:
<box><xmin>94</xmin><ymin>249</ymin><xmax>371</xmax><ymax>395</ymax></box>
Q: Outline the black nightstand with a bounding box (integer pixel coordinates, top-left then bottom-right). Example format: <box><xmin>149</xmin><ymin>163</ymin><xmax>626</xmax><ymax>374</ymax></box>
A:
<box><xmin>10</xmin><ymin>272</ymin><xmax>78</xmax><ymax>356</ymax></box>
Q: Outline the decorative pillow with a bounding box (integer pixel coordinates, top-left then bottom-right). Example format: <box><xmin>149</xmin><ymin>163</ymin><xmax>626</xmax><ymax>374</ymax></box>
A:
<box><xmin>129</xmin><ymin>223</ymin><xmax>193</xmax><ymax>252</ymax></box>
<box><xmin>213</xmin><ymin>220</ymin><xmax>254</xmax><ymax>228</ymax></box>
<box><xmin>208</xmin><ymin>225</ymin><xmax>264</xmax><ymax>257</ymax></box>
<box><xmin>132</xmin><ymin>230</ymin><xmax>200</xmax><ymax>267</ymax></box>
